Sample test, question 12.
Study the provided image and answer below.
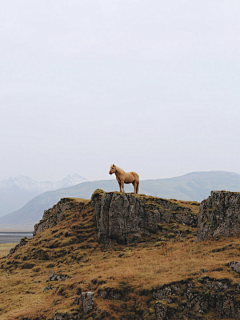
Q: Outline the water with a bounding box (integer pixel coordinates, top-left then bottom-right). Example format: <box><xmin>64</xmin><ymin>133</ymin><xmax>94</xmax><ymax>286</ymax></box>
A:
<box><xmin>0</xmin><ymin>232</ymin><xmax>33</xmax><ymax>244</ymax></box>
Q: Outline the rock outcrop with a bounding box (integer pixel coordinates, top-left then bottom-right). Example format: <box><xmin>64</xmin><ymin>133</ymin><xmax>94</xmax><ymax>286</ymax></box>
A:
<box><xmin>97</xmin><ymin>277</ymin><xmax>240</xmax><ymax>319</ymax></box>
<box><xmin>8</xmin><ymin>236</ymin><xmax>30</xmax><ymax>256</ymax></box>
<box><xmin>91</xmin><ymin>189</ymin><xmax>198</xmax><ymax>247</ymax></box>
<box><xmin>33</xmin><ymin>198</ymin><xmax>74</xmax><ymax>236</ymax></box>
<box><xmin>196</xmin><ymin>191</ymin><xmax>240</xmax><ymax>242</ymax></box>
<box><xmin>152</xmin><ymin>277</ymin><xmax>240</xmax><ymax>319</ymax></box>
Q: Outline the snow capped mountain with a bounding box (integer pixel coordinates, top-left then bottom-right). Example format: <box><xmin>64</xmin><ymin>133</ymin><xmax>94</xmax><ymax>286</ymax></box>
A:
<box><xmin>0</xmin><ymin>175</ymin><xmax>38</xmax><ymax>190</ymax></box>
<box><xmin>0</xmin><ymin>174</ymin><xmax>87</xmax><ymax>192</ymax></box>
<box><xmin>0</xmin><ymin>174</ymin><xmax>87</xmax><ymax>217</ymax></box>
<box><xmin>52</xmin><ymin>174</ymin><xmax>88</xmax><ymax>190</ymax></box>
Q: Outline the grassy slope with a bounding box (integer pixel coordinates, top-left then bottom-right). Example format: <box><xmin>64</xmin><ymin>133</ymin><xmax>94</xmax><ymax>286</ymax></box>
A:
<box><xmin>0</xmin><ymin>195</ymin><xmax>240</xmax><ymax>319</ymax></box>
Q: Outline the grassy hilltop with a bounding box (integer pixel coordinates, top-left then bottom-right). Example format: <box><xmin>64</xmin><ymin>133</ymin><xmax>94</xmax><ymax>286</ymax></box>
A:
<box><xmin>1</xmin><ymin>191</ymin><xmax>240</xmax><ymax>319</ymax></box>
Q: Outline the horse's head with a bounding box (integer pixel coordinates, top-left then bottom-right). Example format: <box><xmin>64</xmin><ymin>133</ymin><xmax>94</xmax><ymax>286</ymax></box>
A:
<box><xmin>109</xmin><ymin>164</ymin><xmax>116</xmax><ymax>175</ymax></box>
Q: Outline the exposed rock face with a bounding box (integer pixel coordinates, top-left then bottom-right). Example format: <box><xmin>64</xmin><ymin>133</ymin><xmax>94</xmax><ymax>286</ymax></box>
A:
<box><xmin>91</xmin><ymin>189</ymin><xmax>198</xmax><ymax>247</ymax></box>
<box><xmin>152</xmin><ymin>277</ymin><xmax>240</xmax><ymax>319</ymax></box>
<box><xmin>196</xmin><ymin>191</ymin><xmax>240</xmax><ymax>242</ymax></box>
<box><xmin>33</xmin><ymin>198</ymin><xmax>73</xmax><ymax>236</ymax></box>
<box><xmin>81</xmin><ymin>292</ymin><xmax>94</xmax><ymax>313</ymax></box>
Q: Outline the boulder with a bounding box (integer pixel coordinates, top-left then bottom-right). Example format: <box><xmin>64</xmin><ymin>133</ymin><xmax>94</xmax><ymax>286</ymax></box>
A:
<box><xmin>81</xmin><ymin>291</ymin><xmax>94</xmax><ymax>313</ymax></box>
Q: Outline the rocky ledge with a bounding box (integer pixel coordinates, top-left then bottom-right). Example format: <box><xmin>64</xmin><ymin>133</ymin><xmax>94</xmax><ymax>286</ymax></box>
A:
<box><xmin>196</xmin><ymin>191</ymin><xmax>240</xmax><ymax>242</ymax></box>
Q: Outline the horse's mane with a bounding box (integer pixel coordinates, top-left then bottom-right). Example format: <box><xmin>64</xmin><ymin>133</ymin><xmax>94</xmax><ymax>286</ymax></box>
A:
<box><xmin>115</xmin><ymin>165</ymin><xmax>125</xmax><ymax>175</ymax></box>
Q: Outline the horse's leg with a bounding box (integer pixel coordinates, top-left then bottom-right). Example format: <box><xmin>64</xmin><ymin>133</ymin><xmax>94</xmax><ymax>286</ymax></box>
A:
<box><xmin>136</xmin><ymin>181</ymin><xmax>139</xmax><ymax>194</ymax></box>
<box><xmin>118</xmin><ymin>181</ymin><xmax>122</xmax><ymax>192</ymax></box>
<box><xmin>132</xmin><ymin>181</ymin><xmax>136</xmax><ymax>194</ymax></box>
<box><xmin>121</xmin><ymin>180</ymin><xmax>125</xmax><ymax>193</ymax></box>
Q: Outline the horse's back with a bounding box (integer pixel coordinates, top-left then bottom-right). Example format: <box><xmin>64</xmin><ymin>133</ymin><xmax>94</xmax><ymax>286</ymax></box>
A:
<box><xmin>123</xmin><ymin>171</ymin><xmax>138</xmax><ymax>183</ymax></box>
<box><xmin>130</xmin><ymin>171</ymin><xmax>139</xmax><ymax>181</ymax></box>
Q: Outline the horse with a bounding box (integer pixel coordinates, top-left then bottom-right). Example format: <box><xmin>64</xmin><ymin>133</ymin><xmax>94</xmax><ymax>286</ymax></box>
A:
<box><xmin>109</xmin><ymin>164</ymin><xmax>139</xmax><ymax>194</ymax></box>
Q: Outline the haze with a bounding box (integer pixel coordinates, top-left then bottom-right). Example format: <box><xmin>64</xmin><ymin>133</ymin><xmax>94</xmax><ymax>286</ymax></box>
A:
<box><xmin>1</xmin><ymin>0</ymin><xmax>240</xmax><ymax>182</ymax></box>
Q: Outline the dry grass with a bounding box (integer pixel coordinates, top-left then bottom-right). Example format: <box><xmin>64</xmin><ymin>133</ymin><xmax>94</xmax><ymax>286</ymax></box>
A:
<box><xmin>1</xmin><ymin>196</ymin><xmax>240</xmax><ymax>319</ymax></box>
<box><xmin>169</xmin><ymin>199</ymin><xmax>200</xmax><ymax>214</ymax></box>
<box><xmin>0</xmin><ymin>243</ymin><xmax>16</xmax><ymax>258</ymax></box>
<box><xmin>56</xmin><ymin>236</ymin><xmax>240</xmax><ymax>289</ymax></box>
<box><xmin>1</xmin><ymin>235</ymin><xmax>240</xmax><ymax>319</ymax></box>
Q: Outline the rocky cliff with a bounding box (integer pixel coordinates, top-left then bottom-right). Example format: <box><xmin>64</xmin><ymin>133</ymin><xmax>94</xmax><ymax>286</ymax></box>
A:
<box><xmin>196</xmin><ymin>191</ymin><xmax>240</xmax><ymax>242</ymax></box>
<box><xmin>91</xmin><ymin>189</ymin><xmax>198</xmax><ymax>247</ymax></box>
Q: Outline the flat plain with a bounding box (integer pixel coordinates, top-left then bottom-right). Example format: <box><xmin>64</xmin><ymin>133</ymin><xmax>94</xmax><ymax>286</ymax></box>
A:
<box><xmin>0</xmin><ymin>243</ymin><xmax>16</xmax><ymax>258</ymax></box>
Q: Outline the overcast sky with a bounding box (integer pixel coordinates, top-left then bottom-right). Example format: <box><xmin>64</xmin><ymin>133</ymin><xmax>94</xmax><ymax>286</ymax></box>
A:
<box><xmin>1</xmin><ymin>0</ymin><xmax>240</xmax><ymax>182</ymax></box>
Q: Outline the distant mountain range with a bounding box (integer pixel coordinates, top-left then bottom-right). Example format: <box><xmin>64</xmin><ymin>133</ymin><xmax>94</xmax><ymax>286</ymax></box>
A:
<box><xmin>0</xmin><ymin>174</ymin><xmax>87</xmax><ymax>217</ymax></box>
<box><xmin>1</xmin><ymin>171</ymin><xmax>240</xmax><ymax>231</ymax></box>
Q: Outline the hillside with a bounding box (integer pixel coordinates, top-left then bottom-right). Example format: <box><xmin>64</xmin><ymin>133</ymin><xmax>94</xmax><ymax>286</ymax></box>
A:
<box><xmin>1</xmin><ymin>171</ymin><xmax>240</xmax><ymax>231</ymax></box>
<box><xmin>1</xmin><ymin>190</ymin><xmax>240</xmax><ymax>319</ymax></box>
<box><xmin>0</xmin><ymin>174</ymin><xmax>87</xmax><ymax>218</ymax></box>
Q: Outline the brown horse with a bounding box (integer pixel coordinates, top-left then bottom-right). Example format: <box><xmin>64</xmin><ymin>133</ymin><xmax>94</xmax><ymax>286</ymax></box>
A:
<box><xmin>109</xmin><ymin>164</ymin><xmax>139</xmax><ymax>194</ymax></box>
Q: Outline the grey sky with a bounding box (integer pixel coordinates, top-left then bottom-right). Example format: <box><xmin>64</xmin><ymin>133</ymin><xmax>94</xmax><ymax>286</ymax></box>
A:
<box><xmin>1</xmin><ymin>0</ymin><xmax>240</xmax><ymax>182</ymax></box>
